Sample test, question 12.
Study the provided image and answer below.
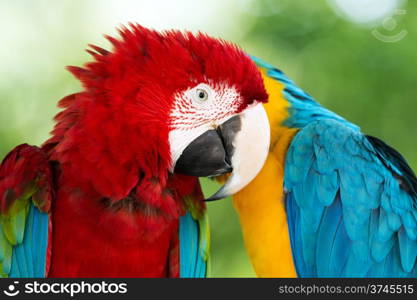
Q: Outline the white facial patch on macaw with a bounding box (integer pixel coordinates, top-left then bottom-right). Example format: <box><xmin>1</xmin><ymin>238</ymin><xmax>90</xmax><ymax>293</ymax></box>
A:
<box><xmin>169</xmin><ymin>82</ymin><xmax>242</xmax><ymax>169</ymax></box>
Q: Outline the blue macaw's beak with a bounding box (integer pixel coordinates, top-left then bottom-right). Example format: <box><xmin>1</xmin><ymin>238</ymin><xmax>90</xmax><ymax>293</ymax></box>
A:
<box><xmin>174</xmin><ymin>103</ymin><xmax>270</xmax><ymax>201</ymax></box>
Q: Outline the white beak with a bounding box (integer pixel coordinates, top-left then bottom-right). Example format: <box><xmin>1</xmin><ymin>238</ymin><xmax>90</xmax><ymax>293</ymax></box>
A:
<box><xmin>206</xmin><ymin>103</ymin><xmax>270</xmax><ymax>201</ymax></box>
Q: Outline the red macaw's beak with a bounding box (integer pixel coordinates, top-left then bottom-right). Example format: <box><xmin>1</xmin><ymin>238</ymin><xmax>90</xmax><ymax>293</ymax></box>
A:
<box><xmin>174</xmin><ymin>103</ymin><xmax>270</xmax><ymax>201</ymax></box>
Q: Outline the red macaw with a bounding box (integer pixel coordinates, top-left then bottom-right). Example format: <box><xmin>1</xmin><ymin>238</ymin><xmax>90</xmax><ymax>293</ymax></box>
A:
<box><xmin>0</xmin><ymin>24</ymin><xmax>270</xmax><ymax>277</ymax></box>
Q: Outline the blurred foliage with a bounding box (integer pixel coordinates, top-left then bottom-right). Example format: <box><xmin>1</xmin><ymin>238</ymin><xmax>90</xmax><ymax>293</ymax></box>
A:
<box><xmin>0</xmin><ymin>0</ymin><xmax>416</xmax><ymax>277</ymax></box>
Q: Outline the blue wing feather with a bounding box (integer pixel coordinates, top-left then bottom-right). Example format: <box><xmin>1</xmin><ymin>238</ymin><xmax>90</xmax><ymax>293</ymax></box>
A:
<box><xmin>24</xmin><ymin>206</ymin><xmax>34</xmax><ymax>277</ymax></box>
<box><xmin>179</xmin><ymin>213</ymin><xmax>197</xmax><ymax>277</ymax></box>
<box><xmin>8</xmin><ymin>204</ymin><xmax>49</xmax><ymax>278</ymax></box>
<box><xmin>10</xmin><ymin>249</ymin><xmax>20</xmax><ymax>277</ymax></box>
<box><xmin>284</xmin><ymin>119</ymin><xmax>417</xmax><ymax>277</ymax></box>
<box><xmin>316</xmin><ymin>197</ymin><xmax>343</xmax><ymax>277</ymax></box>
<box><xmin>33</xmin><ymin>205</ymin><xmax>49</xmax><ymax>277</ymax></box>
<box><xmin>179</xmin><ymin>212</ymin><xmax>208</xmax><ymax>278</ymax></box>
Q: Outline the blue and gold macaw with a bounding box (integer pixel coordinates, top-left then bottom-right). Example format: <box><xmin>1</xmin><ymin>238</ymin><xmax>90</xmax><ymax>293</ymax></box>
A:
<box><xmin>229</xmin><ymin>57</ymin><xmax>417</xmax><ymax>277</ymax></box>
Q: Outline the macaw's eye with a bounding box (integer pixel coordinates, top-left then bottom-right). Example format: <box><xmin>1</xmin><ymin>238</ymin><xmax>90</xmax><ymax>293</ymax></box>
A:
<box><xmin>196</xmin><ymin>88</ymin><xmax>209</xmax><ymax>102</ymax></box>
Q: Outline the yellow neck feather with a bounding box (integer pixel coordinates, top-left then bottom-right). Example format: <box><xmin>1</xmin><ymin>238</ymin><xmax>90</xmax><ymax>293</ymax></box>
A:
<box><xmin>232</xmin><ymin>70</ymin><xmax>298</xmax><ymax>277</ymax></box>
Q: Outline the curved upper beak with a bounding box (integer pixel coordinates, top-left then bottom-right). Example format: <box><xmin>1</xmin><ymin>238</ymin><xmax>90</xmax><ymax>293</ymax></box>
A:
<box><xmin>174</xmin><ymin>103</ymin><xmax>270</xmax><ymax>200</ymax></box>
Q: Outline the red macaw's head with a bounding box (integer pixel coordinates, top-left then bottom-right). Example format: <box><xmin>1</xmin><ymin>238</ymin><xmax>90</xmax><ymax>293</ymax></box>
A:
<box><xmin>51</xmin><ymin>24</ymin><xmax>270</xmax><ymax>203</ymax></box>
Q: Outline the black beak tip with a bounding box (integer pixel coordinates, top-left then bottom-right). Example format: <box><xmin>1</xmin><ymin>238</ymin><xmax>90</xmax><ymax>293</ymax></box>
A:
<box><xmin>204</xmin><ymin>185</ymin><xmax>230</xmax><ymax>202</ymax></box>
<box><xmin>204</xmin><ymin>191</ymin><xmax>230</xmax><ymax>201</ymax></box>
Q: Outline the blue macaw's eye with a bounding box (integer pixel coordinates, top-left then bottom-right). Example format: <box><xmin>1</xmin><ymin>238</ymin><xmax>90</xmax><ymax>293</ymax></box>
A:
<box><xmin>196</xmin><ymin>89</ymin><xmax>209</xmax><ymax>101</ymax></box>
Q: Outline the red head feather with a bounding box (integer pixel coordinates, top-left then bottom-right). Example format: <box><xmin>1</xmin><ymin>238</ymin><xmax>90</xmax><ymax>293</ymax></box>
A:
<box><xmin>43</xmin><ymin>24</ymin><xmax>267</xmax><ymax>217</ymax></box>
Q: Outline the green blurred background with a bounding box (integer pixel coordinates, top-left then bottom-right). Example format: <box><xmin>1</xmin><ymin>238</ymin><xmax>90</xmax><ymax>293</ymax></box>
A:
<box><xmin>1</xmin><ymin>0</ymin><xmax>416</xmax><ymax>277</ymax></box>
